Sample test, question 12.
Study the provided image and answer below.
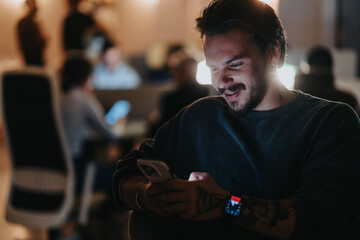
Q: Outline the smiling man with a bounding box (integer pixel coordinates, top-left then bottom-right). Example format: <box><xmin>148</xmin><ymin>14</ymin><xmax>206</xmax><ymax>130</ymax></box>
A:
<box><xmin>203</xmin><ymin>27</ymin><xmax>293</xmax><ymax>114</ymax></box>
<box><xmin>113</xmin><ymin>0</ymin><xmax>360</xmax><ymax>239</ymax></box>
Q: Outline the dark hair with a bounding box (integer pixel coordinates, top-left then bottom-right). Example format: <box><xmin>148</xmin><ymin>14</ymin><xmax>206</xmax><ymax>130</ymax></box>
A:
<box><xmin>61</xmin><ymin>55</ymin><xmax>93</xmax><ymax>93</ymax></box>
<box><xmin>68</xmin><ymin>0</ymin><xmax>81</xmax><ymax>7</ymax></box>
<box><xmin>167</xmin><ymin>44</ymin><xmax>184</xmax><ymax>57</ymax></box>
<box><xmin>178</xmin><ymin>57</ymin><xmax>197</xmax><ymax>69</ymax></box>
<box><xmin>196</xmin><ymin>0</ymin><xmax>287</xmax><ymax>67</ymax></box>
<box><xmin>101</xmin><ymin>38</ymin><xmax>116</xmax><ymax>53</ymax></box>
<box><xmin>25</xmin><ymin>0</ymin><xmax>36</xmax><ymax>6</ymax></box>
<box><xmin>307</xmin><ymin>46</ymin><xmax>333</xmax><ymax>68</ymax></box>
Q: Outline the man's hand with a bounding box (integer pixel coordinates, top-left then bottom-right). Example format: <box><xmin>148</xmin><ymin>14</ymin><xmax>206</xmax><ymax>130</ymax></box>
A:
<box><xmin>140</xmin><ymin>172</ymin><xmax>230</xmax><ymax>220</ymax></box>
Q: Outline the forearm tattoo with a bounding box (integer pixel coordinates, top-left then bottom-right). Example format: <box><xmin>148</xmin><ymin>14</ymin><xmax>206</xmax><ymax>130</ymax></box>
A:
<box><xmin>192</xmin><ymin>186</ymin><xmax>227</xmax><ymax>218</ymax></box>
<box><xmin>235</xmin><ymin>195</ymin><xmax>294</xmax><ymax>228</ymax></box>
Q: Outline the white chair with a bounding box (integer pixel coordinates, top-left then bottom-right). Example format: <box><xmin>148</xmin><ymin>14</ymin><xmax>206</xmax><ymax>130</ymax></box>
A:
<box><xmin>0</xmin><ymin>67</ymin><xmax>74</xmax><ymax>228</ymax></box>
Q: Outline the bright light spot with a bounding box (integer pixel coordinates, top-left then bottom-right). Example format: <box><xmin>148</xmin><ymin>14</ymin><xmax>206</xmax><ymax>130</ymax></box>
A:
<box><xmin>196</xmin><ymin>61</ymin><xmax>212</xmax><ymax>85</ymax></box>
<box><xmin>137</xmin><ymin>0</ymin><xmax>159</xmax><ymax>6</ymax></box>
<box><xmin>277</xmin><ymin>64</ymin><xmax>297</xmax><ymax>90</ymax></box>
<box><xmin>5</xmin><ymin>0</ymin><xmax>25</xmax><ymax>7</ymax></box>
<box><xmin>258</xmin><ymin>0</ymin><xmax>272</xmax><ymax>3</ymax></box>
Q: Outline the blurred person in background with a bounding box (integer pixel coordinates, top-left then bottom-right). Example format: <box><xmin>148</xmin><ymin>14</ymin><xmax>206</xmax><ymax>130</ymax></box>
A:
<box><xmin>92</xmin><ymin>39</ymin><xmax>141</xmax><ymax>90</ymax></box>
<box><xmin>60</xmin><ymin>54</ymin><xmax>120</xmax><ymax>193</ymax></box>
<box><xmin>17</xmin><ymin>0</ymin><xmax>47</xmax><ymax>66</ymax></box>
<box><xmin>145</xmin><ymin>44</ymin><xmax>184</xmax><ymax>83</ymax></box>
<box><xmin>63</xmin><ymin>0</ymin><xmax>96</xmax><ymax>52</ymax></box>
<box><xmin>147</xmin><ymin>57</ymin><xmax>209</xmax><ymax>137</ymax></box>
<box><xmin>294</xmin><ymin>46</ymin><xmax>360</xmax><ymax>114</ymax></box>
<box><xmin>59</xmin><ymin>54</ymin><xmax>128</xmax><ymax>239</ymax></box>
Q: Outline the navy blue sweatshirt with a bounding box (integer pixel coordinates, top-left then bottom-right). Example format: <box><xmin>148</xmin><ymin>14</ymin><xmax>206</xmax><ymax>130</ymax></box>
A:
<box><xmin>113</xmin><ymin>92</ymin><xmax>360</xmax><ymax>239</ymax></box>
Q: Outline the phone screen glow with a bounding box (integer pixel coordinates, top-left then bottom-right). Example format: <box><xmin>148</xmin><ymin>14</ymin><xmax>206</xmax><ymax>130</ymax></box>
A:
<box><xmin>105</xmin><ymin>100</ymin><xmax>131</xmax><ymax>125</ymax></box>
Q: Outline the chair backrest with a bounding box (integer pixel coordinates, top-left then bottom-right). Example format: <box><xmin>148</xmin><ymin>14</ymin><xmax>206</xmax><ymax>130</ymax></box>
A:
<box><xmin>0</xmin><ymin>67</ymin><xmax>74</xmax><ymax>228</ymax></box>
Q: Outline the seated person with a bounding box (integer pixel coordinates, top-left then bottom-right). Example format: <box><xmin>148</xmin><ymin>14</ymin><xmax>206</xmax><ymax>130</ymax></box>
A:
<box><xmin>60</xmin><ymin>54</ymin><xmax>120</xmax><ymax>194</ymax></box>
<box><xmin>148</xmin><ymin>57</ymin><xmax>209</xmax><ymax>137</ymax></box>
<box><xmin>56</xmin><ymin>54</ymin><xmax>127</xmax><ymax>240</ymax></box>
<box><xmin>92</xmin><ymin>39</ymin><xmax>141</xmax><ymax>89</ymax></box>
<box><xmin>294</xmin><ymin>46</ymin><xmax>360</xmax><ymax>114</ymax></box>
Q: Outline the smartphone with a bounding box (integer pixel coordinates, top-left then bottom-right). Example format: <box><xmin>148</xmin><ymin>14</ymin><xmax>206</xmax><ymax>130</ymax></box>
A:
<box><xmin>105</xmin><ymin>100</ymin><xmax>131</xmax><ymax>125</ymax></box>
<box><xmin>137</xmin><ymin>159</ymin><xmax>174</xmax><ymax>183</ymax></box>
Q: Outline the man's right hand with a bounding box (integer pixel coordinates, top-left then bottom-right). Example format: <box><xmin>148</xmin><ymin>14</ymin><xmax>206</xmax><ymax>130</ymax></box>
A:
<box><xmin>138</xmin><ymin>181</ymin><xmax>177</xmax><ymax>217</ymax></box>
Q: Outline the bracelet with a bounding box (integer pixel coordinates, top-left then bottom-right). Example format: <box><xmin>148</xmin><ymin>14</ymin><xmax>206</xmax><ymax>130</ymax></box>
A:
<box><xmin>135</xmin><ymin>190</ymin><xmax>142</xmax><ymax>209</ymax></box>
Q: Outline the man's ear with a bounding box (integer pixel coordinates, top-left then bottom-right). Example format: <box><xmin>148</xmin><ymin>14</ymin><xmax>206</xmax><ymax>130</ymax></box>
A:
<box><xmin>266</xmin><ymin>42</ymin><xmax>281</xmax><ymax>67</ymax></box>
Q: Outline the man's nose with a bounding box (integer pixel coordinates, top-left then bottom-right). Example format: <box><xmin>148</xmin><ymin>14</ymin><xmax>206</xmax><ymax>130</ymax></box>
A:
<box><xmin>216</xmin><ymin>70</ymin><xmax>233</xmax><ymax>89</ymax></box>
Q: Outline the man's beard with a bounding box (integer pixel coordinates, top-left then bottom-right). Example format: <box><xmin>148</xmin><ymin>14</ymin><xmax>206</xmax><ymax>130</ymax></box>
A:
<box><xmin>219</xmin><ymin>80</ymin><xmax>267</xmax><ymax>116</ymax></box>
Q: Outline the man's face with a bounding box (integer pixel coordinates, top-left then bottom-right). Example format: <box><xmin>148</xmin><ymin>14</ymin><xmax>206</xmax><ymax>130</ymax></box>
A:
<box><xmin>203</xmin><ymin>28</ymin><xmax>269</xmax><ymax>114</ymax></box>
<box><xmin>103</xmin><ymin>47</ymin><xmax>121</xmax><ymax>67</ymax></box>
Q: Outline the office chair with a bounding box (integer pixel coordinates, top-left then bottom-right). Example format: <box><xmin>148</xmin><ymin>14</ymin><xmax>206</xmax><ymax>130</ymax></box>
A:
<box><xmin>0</xmin><ymin>67</ymin><xmax>74</xmax><ymax>228</ymax></box>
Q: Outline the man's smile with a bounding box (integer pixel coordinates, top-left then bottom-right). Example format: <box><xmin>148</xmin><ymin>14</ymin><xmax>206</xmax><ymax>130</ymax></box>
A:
<box><xmin>218</xmin><ymin>83</ymin><xmax>246</xmax><ymax>102</ymax></box>
<box><xmin>224</xmin><ymin>89</ymin><xmax>241</xmax><ymax>101</ymax></box>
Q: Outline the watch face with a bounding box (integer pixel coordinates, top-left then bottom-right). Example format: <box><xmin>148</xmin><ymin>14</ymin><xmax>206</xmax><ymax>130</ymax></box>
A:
<box><xmin>225</xmin><ymin>195</ymin><xmax>242</xmax><ymax>216</ymax></box>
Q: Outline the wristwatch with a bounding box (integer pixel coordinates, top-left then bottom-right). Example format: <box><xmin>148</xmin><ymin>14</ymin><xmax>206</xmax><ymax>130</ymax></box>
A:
<box><xmin>224</xmin><ymin>195</ymin><xmax>242</xmax><ymax>217</ymax></box>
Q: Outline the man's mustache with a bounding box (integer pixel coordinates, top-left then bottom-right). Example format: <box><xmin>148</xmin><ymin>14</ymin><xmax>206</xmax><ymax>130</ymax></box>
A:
<box><xmin>218</xmin><ymin>83</ymin><xmax>246</xmax><ymax>95</ymax></box>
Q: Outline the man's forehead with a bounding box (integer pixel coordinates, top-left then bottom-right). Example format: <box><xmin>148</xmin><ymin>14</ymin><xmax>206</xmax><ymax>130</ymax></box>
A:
<box><xmin>203</xmin><ymin>28</ymin><xmax>252</xmax><ymax>48</ymax></box>
<box><xmin>203</xmin><ymin>29</ymin><xmax>254</xmax><ymax>56</ymax></box>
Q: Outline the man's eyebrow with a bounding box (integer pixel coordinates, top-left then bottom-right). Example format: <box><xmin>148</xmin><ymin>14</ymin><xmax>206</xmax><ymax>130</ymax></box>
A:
<box><xmin>224</xmin><ymin>56</ymin><xmax>244</xmax><ymax>65</ymax></box>
<box><xmin>206</xmin><ymin>56</ymin><xmax>245</xmax><ymax>68</ymax></box>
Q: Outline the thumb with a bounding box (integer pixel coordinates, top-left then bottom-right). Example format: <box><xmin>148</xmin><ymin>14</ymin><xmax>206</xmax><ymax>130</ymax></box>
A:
<box><xmin>188</xmin><ymin>172</ymin><xmax>209</xmax><ymax>181</ymax></box>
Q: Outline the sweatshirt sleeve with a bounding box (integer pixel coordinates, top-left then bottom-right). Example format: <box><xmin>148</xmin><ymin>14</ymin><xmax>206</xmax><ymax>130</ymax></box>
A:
<box><xmin>290</xmin><ymin>104</ymin><xmax>360</xmax><ymax>239</ymax></box>
<box><xmin>112</xmin><ymin>107</ymin><xmax>185</xmax><ymax>209</ymax></box>
<box><xmin>85</xmin><ymin>94</ymin><xmax>117</xmax><ymax>140</ymax></box>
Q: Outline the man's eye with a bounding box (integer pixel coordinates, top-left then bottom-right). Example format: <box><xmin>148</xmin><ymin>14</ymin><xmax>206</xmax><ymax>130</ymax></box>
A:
<box><xmin>229</xmin><ymin>63</ymin><xmax>243</xmax><ymax>69</ymax></box>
